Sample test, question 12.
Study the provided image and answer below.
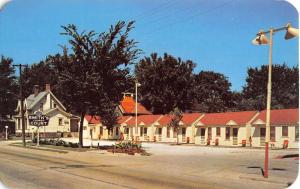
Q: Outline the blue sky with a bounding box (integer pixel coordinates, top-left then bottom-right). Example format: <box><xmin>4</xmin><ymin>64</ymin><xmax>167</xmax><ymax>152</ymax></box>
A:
<box><xmin>0</xmin><ymin>0</ymin><xmax>298</xmax><ymax>91</ymax></box>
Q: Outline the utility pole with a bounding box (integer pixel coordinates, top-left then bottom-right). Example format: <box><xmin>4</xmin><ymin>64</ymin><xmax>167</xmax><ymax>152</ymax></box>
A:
<box><xmin>13</xmin><ymin>64</ymin><xmax>27</xmax><ymax>147</ymax></box>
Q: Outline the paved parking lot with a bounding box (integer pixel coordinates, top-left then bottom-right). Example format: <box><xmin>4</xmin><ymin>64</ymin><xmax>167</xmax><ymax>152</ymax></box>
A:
<box><xmin>0</xmin><ymin>140</ymin><xmax>299</xmax><ymax>189</ymax></box>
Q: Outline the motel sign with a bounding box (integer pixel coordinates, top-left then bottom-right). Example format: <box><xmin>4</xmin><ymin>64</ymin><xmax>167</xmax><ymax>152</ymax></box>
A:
<box><xmin>28</xmin><ymin>111</ymin><xmax>49</xmax><ymax>127</ymax></box>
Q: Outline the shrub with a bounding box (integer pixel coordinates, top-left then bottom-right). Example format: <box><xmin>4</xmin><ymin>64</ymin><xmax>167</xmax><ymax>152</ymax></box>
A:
<box><xmin>115</xmin><ymin>141</ymin><xmax>142</xmax><ymax>149</ymax></box>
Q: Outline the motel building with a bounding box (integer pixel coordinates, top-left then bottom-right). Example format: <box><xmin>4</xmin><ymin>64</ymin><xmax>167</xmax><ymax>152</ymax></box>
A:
<box><xmin>82</xmin><ymin>93</ymin><xmax>151</xmax><ymax>139</ymax></box>
<box><xmin>82</xmin><ymin>115</ymin><xmax>133</xmax><ymax>140</ymax></box>
<box><xmin>153</xmin><ymin>113</ymin><xmax>204</xmax><ymax>143</ymax></box>
<box><xmin>250</xmin><ymin>108</ymin><xmax>299</xmax><ymax>148</ymax></box>
<box><xmin>83</xmin><ymin>108</ymin><xmax>298</xmax><ymax>149</ymax></box>
<box><xmin>194</xmin><ymin>111</ymin><xmax>259</xmax><ymax>146</ymax></box>
<box><xmin>14</xmin><ymin>84</ymin><xmax>79</xmax><ymax>137</ymax></box>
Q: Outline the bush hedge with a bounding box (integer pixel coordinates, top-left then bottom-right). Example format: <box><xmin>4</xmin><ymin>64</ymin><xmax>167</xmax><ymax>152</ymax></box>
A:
<box><xmin>32</xmin><ymin>138</ymin><xmax>79</xmax><ymax>148</ymax></box>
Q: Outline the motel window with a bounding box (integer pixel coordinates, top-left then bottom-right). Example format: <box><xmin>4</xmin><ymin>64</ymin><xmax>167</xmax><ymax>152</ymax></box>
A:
<box><xmin>225</xmin><ymin>127</ymin><xmax>230</xmax><ymax>140</ymax></box>
<box><xmin>216</xmin><ymin>127</ymin><xmax>221</xmax><ymax>137</ymax></box>
<box><xmin>173</xmin><ymin>128</ymin><xmax>177</xmax><ymax>138</ymax></box>
<box><xmin>58</xmin><ymin>118</ymin><xmax>63</xmax><ymax>126</ymax></box>
<box><xmin>100</xmin><ymin>127</ymin><xmax>103</xmax><ymax>135</ymax></box>
<box><xmin>144</xmin><ymin>127</ymin><xmax>147</xmax><ymax>135</ymax></box>
<box><xmin>167</xmin><ymin>127</ymin><xmax>170</xmax><ymax>138</ymax></box>
<box><xmin>282</xmin><ymin>126</ymin><xmax>288</xmax><ymax>137</ymax></box>
<box><xmin>83</xmin><ymin>126</ymin><xmax>87</xmax><ymax>130</ymax></box>
<box><xmin>116</xmin><ymin>127</ymin><xmax>119</xmax><ymax>136</ymax></box>
<box><xmin>270</xmin><ymin>127</ymin><xmax>276</xmax><ymax>142</ymax></box>
<box><xmin>54</xmin><ymin>103</ymin><xmax>57</xmax><ymax>108</ymax></box>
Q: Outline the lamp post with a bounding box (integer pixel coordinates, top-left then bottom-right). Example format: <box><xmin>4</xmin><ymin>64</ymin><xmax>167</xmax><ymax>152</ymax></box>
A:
<box><xmin>135</xmin><ymin>81</ymin><xmax>141</xmax><ymax>141</ymax></box>
<box><xmin>252</xmin><ymin>23</ymin><xmax>298</xmax><ymax>178</ymax></box>
<box><xmin>0</xmin><ymin>0</ymin><xmax>12</xmax><ymax>11</ymax></box>
<box><xmin>5</xmin><ymin>126</ymin><xmax>8</xmax><ymax>140</ymax></box>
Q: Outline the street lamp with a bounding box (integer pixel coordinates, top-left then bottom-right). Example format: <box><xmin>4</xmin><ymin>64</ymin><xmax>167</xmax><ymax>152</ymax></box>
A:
<box><xmin>5</xmin><ymin>125</ymin><xmax>8</xmax><ymax>140</ymax></box>
<box><xmin>0</xmin><ymin>0</ymin><xmax>12</xmax><ymax>11</ymax></box>
<box><xmin>135</xmin><ymin>81</ymin><xmax>141</xmax><ymax>141</ymax></box>
<box><xmin>252</xmin><ymin>23</ymin><xmax>298</xmax><ymax>178</ymax></box>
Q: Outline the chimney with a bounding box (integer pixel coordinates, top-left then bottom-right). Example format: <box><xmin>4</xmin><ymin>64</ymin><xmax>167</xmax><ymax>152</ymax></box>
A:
<box><xmin>45</xmin><ymin>84</ymin><xmax>51</xmax><ymax>92</ymax></box>
<box><xmin>34</xmin><ymin>85</ymin><xmax>39</xmax><ymax>97</ymax></box>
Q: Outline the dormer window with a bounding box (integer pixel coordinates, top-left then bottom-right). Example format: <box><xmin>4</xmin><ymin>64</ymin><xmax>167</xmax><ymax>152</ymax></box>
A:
<box><xmin>40</xmin><ymin>103</ymin><xmax>43</xmax><ymax>111</ymax></box>
<box><xmin>59</xmin><ymin>118</ymin><xmax>63</xmax><ymax>126</ymax></box>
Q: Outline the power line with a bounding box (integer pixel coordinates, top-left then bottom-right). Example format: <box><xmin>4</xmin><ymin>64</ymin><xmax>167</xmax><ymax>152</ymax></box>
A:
<box><xmin>139</xmin><ymin>0</ymin><xmax>235</xmax><ymax>36</ymax></box>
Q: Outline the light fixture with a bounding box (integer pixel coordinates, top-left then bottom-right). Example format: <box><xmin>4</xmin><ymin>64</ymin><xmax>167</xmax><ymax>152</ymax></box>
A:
<box><xmin>252</xmin><ymin>30</ymin><xmax>269</xmax><ymax>45</ymax></box>
<box><xmin>285</xmin><ymin>23</ymin><xmax>299</xmax><ymax>40</ymax></box>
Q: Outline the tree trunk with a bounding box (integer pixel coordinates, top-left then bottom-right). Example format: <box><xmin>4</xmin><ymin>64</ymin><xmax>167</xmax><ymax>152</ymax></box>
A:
<box><xmin>79</xmin><ymin>112</ymin><xmax>85</xmax><ymax>148</ymax></box>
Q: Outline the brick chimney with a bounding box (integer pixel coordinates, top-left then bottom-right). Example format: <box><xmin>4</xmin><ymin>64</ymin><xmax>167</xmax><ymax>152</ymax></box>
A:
<box><xmin>34</xmin><ymin>85</ymin><xmax>39</xmax><ymax>97</ymax></box>
<box><xmin>45</xmin><ymin>84</ymin><xmax>51</xmax><ymax>92</ymax></box>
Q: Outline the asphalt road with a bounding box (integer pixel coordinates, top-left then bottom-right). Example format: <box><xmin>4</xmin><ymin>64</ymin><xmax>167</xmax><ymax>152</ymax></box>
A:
<box><xmin>0</xmin><ymin>141</ymin><xmax>298</xmax><ymax>189</ymax></box>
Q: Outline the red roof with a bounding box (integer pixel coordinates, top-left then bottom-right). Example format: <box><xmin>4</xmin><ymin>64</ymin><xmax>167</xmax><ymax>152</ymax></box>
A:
<box><xmin>117</xmin><ymin>116</ymin><xmax>132</xmax><ymax>125</ymax></box>
<box><xmin>182</xmin><ymin>113</ymin><xmax>202</xmax><ymax>125</ymax></box>
<box><xmin>126</xmin><ymin>115</ymin><xmax>162</xmax><ymax>126</ymax></box>
<box><xmin>252</xmin><ymin>108</ymin><xmax>299</xmax><ymax>125</ymax></box>
<box><xmin>84</xmin><ymin>115</ymin><xmax>101</xmax><ymax>124</ymax></box>
<box><xmin>157</xmin><ymin>115</ymin><xmax>174</xmax><ymax>125</ymax></box>
<box><xmin>119</xmin><ymin>96</ymin><xmax>152</xmax><ymax>115</ymax></box>
<box><xmin>157</xmin><ymin>113</ymin><xmax>202</xmax><ymax>126</ymax></box>
<box><xmin>199</xmin><ymin>111</ymin><xmax>258</xmax><ymax>126</ymax></box>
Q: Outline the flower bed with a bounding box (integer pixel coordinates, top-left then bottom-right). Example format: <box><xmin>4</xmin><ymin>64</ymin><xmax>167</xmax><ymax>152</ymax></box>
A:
<box><xmin>106</xmin><ymin>141</ymin><xmax>149</xmax><ymax>155</ymax></box>
<box><xmin>32</xmin><ymin>138</ymin><xmax>79</xmax><ymax>148</ymax></box>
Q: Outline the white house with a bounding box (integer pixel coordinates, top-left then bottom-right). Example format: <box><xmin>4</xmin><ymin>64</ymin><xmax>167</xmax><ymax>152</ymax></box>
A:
<box><xmin>14</xmin><ymin>84</ymin><xmax>79</xmax><ymax>138</ymax></box>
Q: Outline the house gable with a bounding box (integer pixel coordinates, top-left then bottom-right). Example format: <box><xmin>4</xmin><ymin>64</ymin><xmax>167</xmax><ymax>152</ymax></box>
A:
<box><xmin>226</xmin><ymin>120</ymin><xmax>238</xmax><ymax>126</ymax></box>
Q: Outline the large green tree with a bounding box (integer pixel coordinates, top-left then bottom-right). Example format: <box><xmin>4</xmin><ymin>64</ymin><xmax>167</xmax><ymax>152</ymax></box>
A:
<box><xmin>192</xmin><ymin>71</ymin><xmax>233</xmax><ymax>113</ymax></box>
<box><xmin>22</xmin><ymin>59</ymin><xmax>58</xmax><ymax>98</ymax></box>
<box><xmin>135</xmin><ymin>53</ymin><xmax>195</xmax><ymax>114</ymax></box>
<box><xmin>0</xmin><ymin>56</ymin><xmax>18</xmax><ymax>119</ymax></box>
<box><xmin>242</xmin><ymin>64</ymin><xmax>298</xmax><ymax>110</ymax></box>
<box><xmin>51</xmin><ymin>21</ymin><xmax>139</xmax><ymax>146</ymax></box>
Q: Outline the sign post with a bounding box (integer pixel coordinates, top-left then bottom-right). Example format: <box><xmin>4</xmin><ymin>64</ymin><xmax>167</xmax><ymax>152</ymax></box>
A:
<box><xmin>28</xmin><ymin>111</ymin><xmax>49</xmax><ymax>146</ymax></box>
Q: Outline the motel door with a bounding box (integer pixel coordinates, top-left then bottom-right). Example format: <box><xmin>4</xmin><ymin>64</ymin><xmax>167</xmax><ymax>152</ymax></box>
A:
<box><xmin>182</xmin><ymin>128</ymin><xmax>186</xmax><ymax>143</ymax></box>
<box><xmin>158</xmin><ymin>128</ymin><xmax>162</xmax><ymax>141</ymax></box>
<box><xmin>260</xmin><ymin>128</ymin><xmax>266</xmax><ymax>146</ymax></box>
<box><xmin>233</xmin><ymin>128</ymin><xmax>238</xmax><ymax>145</ymax></box>
<box><xmin>207</xmin><ymin>127</ymin><xmax>212</xmax><ymax>139</ymax></box>
<box><xmin>200</xmin><ymin>128</ymin><xmax>205</xmax><ymax>144</ymax></box>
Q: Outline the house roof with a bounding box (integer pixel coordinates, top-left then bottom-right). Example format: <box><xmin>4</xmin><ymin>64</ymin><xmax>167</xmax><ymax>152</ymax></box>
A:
<box><xmin>26</xmin><ymin>91</ymin><xmax>66</xmax><ymax>111</ymax></box>
<box><xmin>119</xmin><ymin>96</ymin><xmax>152</xmax><ymax>115</ymax></box>
<box><xmin>182</xmin><ymin>113</ymin><xmax>203</xmax><ymax>125</ymax></box>
<box><xmin>251</xmin><ymin>108</ymin><xmax>299</xmax><ymax>125</ymax></box>
<box><xmin>26</xmin><ymin>91</ymin><xmax>47</xmax><ymax>109</ymax></box>
<box><xmin>198</xmin><ymin>111</ymin><xmax>258</xmax><ymax>126</ymax></box>
<box><xmin>157</xmin><ymin>115</ymin><xmax>174</xmax><ymax>125</ymax></box>
<box><xmin>44</xmin><ymin>107</ymin><xmax>73</xmax><ymax>118</ymax></box>
<box><xmin>157</xmin><ymin>113</ymin><xmax>202</xmax><ymax>126</ymax></box>
<box><xmin>84</xmin><ymin>115</ymin><xmax>133</xmax><ymax>125</ymax></box>
<box><xmin>126</xmin><ymin>115</ymin><xmax>162</xmax><ymax>126</ymax></box>
<box><xmin>84</xmin><ymin>115</ymin><xmax>101</xmax><ymax>124</ymax></box>
<box><xmin>117</xmin><ymin>116</ymin><xmax>132</xmax><ymax>125</ymax></box>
